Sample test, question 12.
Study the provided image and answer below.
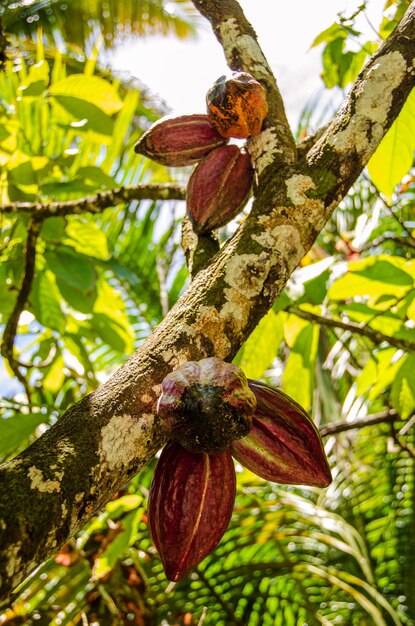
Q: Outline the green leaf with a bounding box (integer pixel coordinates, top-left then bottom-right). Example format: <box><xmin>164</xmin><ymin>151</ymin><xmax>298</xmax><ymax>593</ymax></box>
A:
<box><xmin>31</xmin><ymin>270</ymin><xmax>65</xmax><ymax>334</ymax></box>
<box><xmin>45</xmin><ymin>248</ymin><xmax>96</xmax><ymax>292</ymax></box>
<box><xmin>328</xmin><ymin>257</ymin><xmax>413</xmax><ymax>301</ymax></box>
<box><xmin>49</xmin><ymin>75</ymin><xmax>123</xmax><ymax>115</ymax></box>
<box><xmin>0</xmin><ymin>413</ymin><xmax>47</xmax><ymax>458</ymax></box>
<box><xmin>90</xmin><ymin>313</ymin><xmax>132</xmax><ymax>353</ymax></box>
<box><xmin>391</xmin><ymin>354</ymin><xmax>415</xmax><ymax>418</ymax></box>
<box><xmin>310</xmin><ymin>23</ymin><xmax>348</xmax><ymax>48</ymax></box>
<box><xmin>356</xmin><ymin>347</ymin><xmax>404</xmax><ymax>399</ymax></box>
<box><xmin>64</xmin><ymin>218</ymin><xmax>109</xmax><ymax>260</ymax></box>
<box><xmin>89</xmin><ymin>281</ymin><xmax>134</xmax><ymax>353</ymax></box>
<box><xmin>52</xmin><ymin>96</ymin><xmax>114</xmax><ymax>136</ymax></box>
<box><xmin>282</xmin><ymin>319</ymin><xmax>319</xmax><ymax>409</ymax></box>
<box><xmin>234</xmin><ymin>310</ymin><xmax>283</xmax><ymax>379</ymax></box>
<box><xmin>367</xmin><ymin>88</ymin><xmax>415</xmax><ymax>199</ymax></box>
<box><xmin>43</xmin><ymin>355</ymin><xmax>65</xmax><ymax>393</ymax></box>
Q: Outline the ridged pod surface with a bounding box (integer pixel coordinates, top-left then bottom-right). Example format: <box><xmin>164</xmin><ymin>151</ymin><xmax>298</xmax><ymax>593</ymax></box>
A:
<box><xmin>134</xmin><ymin>114</ymin><xmax>228</xmax><ymax>166</ymax></box>
<box><xmin>186</xmin><ymin>144</ymin><xmax>253</xmax><ymax>234</ymax></box>
<box><xmin>157</xmin><ymin>357</ymin><xmax>256</xmax><ymax>453</ymax></box>
<box><xmin>231</xmin><ymin>380</ymin><xmax>332</xmax><ymax>487</ymax></box>
<box><xmin>206</xmin><ymin>72</ymin><xmax>268</xmax><ymax>138</ymax></box>
<box><xmin>148</xmin><ymin>441</ymin><xmax>236</xmax><ymax>581</ymax></box>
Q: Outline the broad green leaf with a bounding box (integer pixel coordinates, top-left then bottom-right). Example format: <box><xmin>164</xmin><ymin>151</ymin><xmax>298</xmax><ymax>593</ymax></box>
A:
<box><xmin>367</xmin><ymin>88</ymin><xmax>415</xmax><ymax>199</ymax></box>
<box><xmin>234</xmin><ymin>310</ymin><xmax>283</xmax><ymax>379</ymax></box>
<box><xmin>356</xmin><ymin>347</ymin><xmax>404</xmax><ymax>399</ymax></box>
<box><xmin>90</xmin><ymin>281</ymin><xmax>134</xmax><ymax>352</ymax></box>
<box><xmin>64</xmin><ymin>218</ymin><xmax>109</xmax><ymax>260</ymax></box>
<box><xmin>45</xmin><ymin>248</ymin><xmax>96</xmax><ymax>292</ymax></box>
<box><xmin>43</xmin><ymin>355</ymin><xmax>65</xmax><ymax>393</ymax></box>
<box><xmin>49</xmin><ymin>75</ymin><xmax>123</xmax><ymax>115</ymax></box>
<box><xmin>40</xmin><ymin>217</ymin><xmax>66</xmax><ymax>242</ymax></box>
<box><xmin>328</xmin><ymin>257</ymin><xmax>413</xmax><ymax>301</ymax></box>
<box><xmin>310</xmin><ymin>23</ymin><xmax>348</xmax><ymax>48</ymax></box>
<box><xmin>282</xmin><ymin>319</ymin><xmax>319</xmax><ymax>409</ymax></box>
<box><xmin>31</xmin><ymin>270</ymin><xmax>65</xmax><ymax>334</ymax></box>
<box><xmin>90</xmin><ymin>313</ymin><xmax>133</xmax><ymax>353</ymax></box>
<box><xmin>391</xmin><ymin>353</ymin><xmax>415</xmax><ymax>418</ymax></box>
<box><xmin>52</xmin><ymin>96</ymin><xmax>114</xmax><ymax>136</ymax></box>
<box><xmin>0</xmin><ymin>413</ymin><xmax>47</xmax><ymax>458</ymax></box>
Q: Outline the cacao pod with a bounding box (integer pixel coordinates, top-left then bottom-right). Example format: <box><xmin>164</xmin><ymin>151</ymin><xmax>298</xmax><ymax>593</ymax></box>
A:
<box><xmin>157</xmin><ymin>357</ymin><xmax>256</xmax><ymax>454</ymax></box>
<box><xmin>186</xmin><ymin>144</ymin><xmax>253</xmax><ymax>234</ymax></box>
<box><xmin>148</xmin><ymin>441</ymin><xmax>236</xmax><ymax>581</ymax></box>
<box><xmin>134</xmin><ymin>114</ymin><xmax>228</xmax><ymax>166</ymax></box>
<box><xmin>231</xmin><ymin>380</ymin><xmax>332</xmax><ymax>487</ymax></box>
<box><xmin>206</xmin><ymin>71</ymin><xmax>268</xmax><ymax>138</ymax></box>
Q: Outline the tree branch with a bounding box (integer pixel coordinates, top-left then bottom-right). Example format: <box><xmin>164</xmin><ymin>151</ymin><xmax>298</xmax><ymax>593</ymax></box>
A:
<box><xmin>0</xmin><ymin>183</ymin><xmax>186</xmax><ymax>218</ymax></box>
<box><xmin>0</xmin><ymin>218</ymin><xmax>43</xmax><ymax>400</ymax></box>
<box><xmin>1</xmin><ymin>0</ymin><xmax>415</xmax><ymax>605</ymax></box>
<box><xmin>191</xmin><ymin>0</ymin><xmax>297</xmax><ymax>169</ymax></box>
<box><xmin>288</xmin><ymin>307</ymin><xmax>415</xmax><ymax>353</ymax></box>
<box><xmin>319</xmin><ymin>409</ymin><xmax>400</xmax><ymax>437</ymax></box>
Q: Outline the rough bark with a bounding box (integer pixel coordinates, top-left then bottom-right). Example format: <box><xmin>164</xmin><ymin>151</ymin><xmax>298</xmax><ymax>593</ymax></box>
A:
<box><xmin>1</xmin><ymin>0</ymin><xmax>415</xmax><ymax>605</ymax></box>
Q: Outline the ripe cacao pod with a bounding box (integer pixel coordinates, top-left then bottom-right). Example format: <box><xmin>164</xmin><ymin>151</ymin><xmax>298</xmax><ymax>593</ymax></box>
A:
<box><xmin>231</xmin><ymin>380</ymin><xmax>332</xmax><ymax>487</ymax></box>
<box><xmin>157</xmin><ymin>357</ymin><xmax>256</xmax><ymax>454</ymax></box>
<box><xmin>148</xmin><ymin>441</ymin><xmax>236</xmax><ymax>581</ymax></box>
<box><xmin>134</xmin><ymin>114</ymin><xmax>228</xmax><ymax>166</ymax></box>
<box><xmin>186</xmin><ymin>144</ymin><xmax>253</xmax><ymax>234</ymax></box>
<box><xmin>206</xmin><ymin>71</ymin><xmax>268</xmax><ymax>138</ymax></box>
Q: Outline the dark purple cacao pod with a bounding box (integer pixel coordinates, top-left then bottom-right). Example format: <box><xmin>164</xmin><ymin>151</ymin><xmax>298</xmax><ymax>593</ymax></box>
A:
<box><xmin>156</xmin><ymin>357</ymin><xmax>256</xmax><ymax>454</ymax></box>
<box><xmin>148</xmin><ymin>441</ymin><xmax>236</xmax><ymax>581</ymax></box>
<box><xmin>231</xmin><ymin>380</ymin><xmax>332</xmax><ymax>487</ymax></box>
<box><xmin>186</xmin><ymin>144</ymin><xmax>253</xmax><ymax>234</ymax></box>
<box><xmin>134</xmin><ymin>114</ymin><xmax>228</xmax><ymax>166</ymax></box>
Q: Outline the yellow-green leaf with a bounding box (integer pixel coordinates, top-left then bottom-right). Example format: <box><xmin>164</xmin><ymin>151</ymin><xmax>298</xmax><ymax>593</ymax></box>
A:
<box><xmin>49</xmin><ymin>74</ymin><xmax>123</xmax><ymax>115</ymax></box>
<box><xmin>367</xmin><ymin>88</ymin><xmax>415</xmax><ymax>199</ymax></box>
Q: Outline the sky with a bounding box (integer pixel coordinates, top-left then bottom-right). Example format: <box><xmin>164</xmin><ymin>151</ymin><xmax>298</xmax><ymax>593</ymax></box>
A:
<box><xmin>112</xmin><ymin>0</ymin><xmax>386</xmax><ymax>130</ymax></box>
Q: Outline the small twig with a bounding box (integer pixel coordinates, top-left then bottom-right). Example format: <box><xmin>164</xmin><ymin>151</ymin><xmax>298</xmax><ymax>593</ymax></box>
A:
<box><xmin>389</xmin><ymin>420</ymin><xmax>415</xmax><ymax>457</ymax></box>
<box><xmin>364</xmin><ymin>173</ymin><xmax>414</xmax><ymax>239</ymax></box>
<box><xmin>1</xmin><ymin>218</ymin><xmax>43</xmax><ymax>400</ymax></box>
<box><xmin>288</xmin><ymin>307</ymin><xmax>415</xmax><ymax>353</ymax></box>
<box><xmin>319</xmin><ymin>409</ymin><xmax>399</xmax><ymax>437</ymax></box>
<box><xmin>358</xmin><ymin>234</ymin><xmax>415</xmax><ymax>251</ymax></box>
<box><xmin>0</xmin><ymin>183</ymin><xmax>186</xmax><ymax>218</ymax></box>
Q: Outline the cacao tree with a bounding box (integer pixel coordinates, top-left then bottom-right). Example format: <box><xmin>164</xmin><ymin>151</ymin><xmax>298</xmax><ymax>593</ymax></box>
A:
<box><xmin>1</xmin><ymin>0</ymin><xmax>415</xmax><ymax>623</ymax></box>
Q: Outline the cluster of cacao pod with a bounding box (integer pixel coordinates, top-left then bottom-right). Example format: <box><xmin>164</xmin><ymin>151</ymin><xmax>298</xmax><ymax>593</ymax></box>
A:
<box><xmin>134</xmin><ymin>72</ymin><xmax>269</xmax><ymax>233</ymax></box>
<box><xmin>149</xmin><ymin>357</ymin><xmax>331</xmax><ymax>582</ymax></box>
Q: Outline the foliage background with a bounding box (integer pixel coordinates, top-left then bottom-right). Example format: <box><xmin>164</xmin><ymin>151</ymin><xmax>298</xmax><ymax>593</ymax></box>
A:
<box><xmin>0</xmin><ymin>0</ymin><xmax>414</xmax><ymax>624</ymax></box>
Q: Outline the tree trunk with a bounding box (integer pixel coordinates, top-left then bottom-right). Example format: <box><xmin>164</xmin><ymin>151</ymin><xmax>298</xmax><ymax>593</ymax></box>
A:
<box><xmin>1</xmin><ymin>0</ymin><xmax>415</xmax><ymax>606</ymax></box>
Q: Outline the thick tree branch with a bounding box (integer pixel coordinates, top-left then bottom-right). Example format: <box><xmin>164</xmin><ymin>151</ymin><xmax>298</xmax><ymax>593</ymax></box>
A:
<box><xmin>191</xmin><ymin>0</ymin><xmax>297</xmax><ymax>169</ymax></box>
<box><xmin>0</xmin><ymin>183</ymin><xmax>186</xmax><ymax>218</ymax></box>
<box><xmin>288</xmin><ymin>307</ymin><xmax>415</xmax><ymax>353</ymax></box>
<box><xmin>1</xmin><ymin>0</ymin><xmax>415</xmax><ymax>605</ymax></box>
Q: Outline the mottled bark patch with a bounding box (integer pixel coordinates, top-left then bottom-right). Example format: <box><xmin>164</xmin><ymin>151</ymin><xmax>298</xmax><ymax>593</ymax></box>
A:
<box><xmin>28</xmin><ymin>466</ymin><xmax>61</xmax><ymax>493</ymax></box>
<box><xmin>99</xmin><ymin>413</ymin><xmax>155</xmax><ymax>470</ymax></box>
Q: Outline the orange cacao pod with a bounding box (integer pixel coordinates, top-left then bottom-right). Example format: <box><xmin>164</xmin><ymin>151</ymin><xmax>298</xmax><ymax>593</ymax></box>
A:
<box><xmin>186</xmin><ymin>144</ymin><xmax>253</xmax><ymax>233</ymax></box>
<box><xmin>206</xmin><ymin>71</ymin><xmax>268</xmax><ymax>138</ymax></box>
<box><xmin>134</xmin><ymin>114</ymin><xmax>228</xmax><ymax>166</ymax></box>
<box><xmin>148</xmin><ymin>441</ymin><xmax>236</xmax><ymax>581</ymax></box>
